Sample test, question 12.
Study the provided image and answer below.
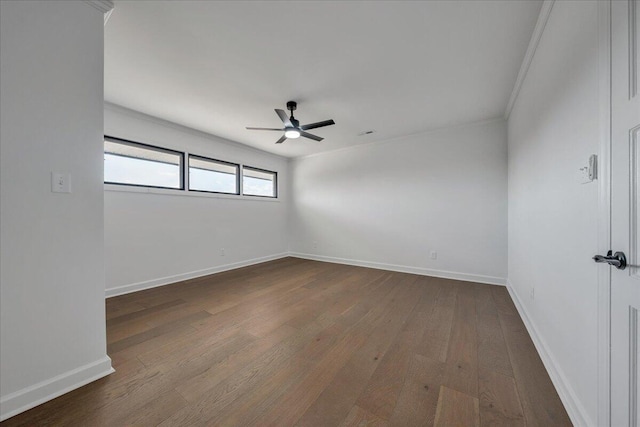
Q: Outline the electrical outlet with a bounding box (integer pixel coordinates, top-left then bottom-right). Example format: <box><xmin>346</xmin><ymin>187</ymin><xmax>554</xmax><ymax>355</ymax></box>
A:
<box><xmin>312</xmin><ymin>241</ymin><xmax>318</xmax><ymax>250</ymax></box>
<box><xmin>430</xmin><ymin>251</ymin><xmax>437</xmax><ymax>260</ymax></box>
<box><xmin>530</xmin><ymin>287</ymin><xmax>535</xmax><ymax>300</ymax></box>
<box><xmin>220</xmin><ymin>248</ymin><xmax>225</xmax><ymax>257</ymax></box>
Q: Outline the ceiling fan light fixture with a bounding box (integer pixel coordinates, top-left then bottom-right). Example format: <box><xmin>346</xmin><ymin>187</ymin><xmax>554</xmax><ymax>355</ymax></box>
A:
<box><xmin>284</xmin><ymin>129</ymin><xmax>301</xmax><ymax>139</ymax></box>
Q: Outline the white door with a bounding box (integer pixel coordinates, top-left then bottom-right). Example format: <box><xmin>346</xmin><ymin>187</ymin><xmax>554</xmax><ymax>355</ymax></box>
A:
<box><xmin>610</xmin><ymin>0</ymin><xmax>640</xmax><ymax>425</ymax></box>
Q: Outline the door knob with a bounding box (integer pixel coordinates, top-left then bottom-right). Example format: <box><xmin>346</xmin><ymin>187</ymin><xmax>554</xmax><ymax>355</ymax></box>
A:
<box><xmin>592</xmin><ymin>250</ymin><xmax>627</xmax><ymax>270</ymax></box>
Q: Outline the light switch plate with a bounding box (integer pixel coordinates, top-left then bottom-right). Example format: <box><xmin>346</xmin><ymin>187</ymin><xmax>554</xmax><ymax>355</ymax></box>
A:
<box><xmin>51</xmin><ymin>172</ymin><xmax>71</xmax><ymax>193</ymax></box>
<box><xmin>579</xmin><ymin>155</ymin><xmax>598</xmax><ymax>185</ymax></box>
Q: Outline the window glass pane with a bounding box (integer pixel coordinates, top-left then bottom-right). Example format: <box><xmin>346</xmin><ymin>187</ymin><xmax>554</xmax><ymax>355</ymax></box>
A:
<box><xmin>104</xmin><ymin>139</ymin><xmax>182</xmax><ymax>189</ymax></box>
<box><xmin>243</xmin><ymin>167</ymin><xmax>276</xmax><ymax>197</ymax></box>
<box><xmin>189</xmin><ymin>156</ymin><xmax>238</xmax><ymax>194</ymax></box>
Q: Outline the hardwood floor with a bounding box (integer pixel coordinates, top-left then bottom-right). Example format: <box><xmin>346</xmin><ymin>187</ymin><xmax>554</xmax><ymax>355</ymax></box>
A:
<box><xmin>1</xmin><ymin>258</ymin><xmax>571</xmax><ymax>426</ymax></box>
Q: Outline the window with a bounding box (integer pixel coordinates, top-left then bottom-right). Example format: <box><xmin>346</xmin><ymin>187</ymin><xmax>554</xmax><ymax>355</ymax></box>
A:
<box><xmin>104</xmin><ymin>135</ymin><xmax>279</xmax><ymax>199</ymax></box>
<box><xmin>188</xmin><ymin>155</ymin><xmax>239</xmax><ymax>194</ymax></box>
<box><xmin>104</xmin><ymin>137</ymin><xmax>183</xmax><ymax>189</ymax></box>
<box><xmin>243</xmin><ymin>166</ymin><xmax>277</xmax><ymax>198</ymax></box>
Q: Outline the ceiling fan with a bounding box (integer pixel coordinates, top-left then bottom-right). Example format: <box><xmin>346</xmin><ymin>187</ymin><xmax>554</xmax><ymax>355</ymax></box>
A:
<box><xmin>246</xmin><ymin>101</ymin><xmax>335</xmax><ymax>144</ymax></box>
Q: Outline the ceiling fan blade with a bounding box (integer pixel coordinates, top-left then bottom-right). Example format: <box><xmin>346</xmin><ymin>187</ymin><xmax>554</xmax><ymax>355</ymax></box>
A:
<box><xmin>275</xmin><ymin>109</ymin><xmax>293</xmax><ymax>127</ymax></box>
<box><xmin>275</xmin><ymin>135</ymin><xmax>287</xmax><ymax>144</ymax></box>
<box><xmin>300</xmin><ymin>119</ymin><xmax>335</xmax><ymax>131</ymax></box>
<box><xmin>300</xmin><ymin>131</ymin><xmax>323</xmax><ymax>142</ymax></box>
<box><xmin>246</xmin><ymin>127</ymin><xmax>284</xmax><ymax>131</ymax></box>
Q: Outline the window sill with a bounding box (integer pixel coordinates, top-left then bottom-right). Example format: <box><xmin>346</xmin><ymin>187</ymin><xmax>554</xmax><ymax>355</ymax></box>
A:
<box><xmin>104</xmin><ymin>184</ymin><xmax>280</xmax><ymax>202</ymax></box>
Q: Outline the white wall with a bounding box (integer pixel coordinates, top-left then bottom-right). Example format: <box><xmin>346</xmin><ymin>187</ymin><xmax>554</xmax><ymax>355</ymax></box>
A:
<box><xmin>289</xmin><ymin>119</ymin><xmax>508</xmax><ymax>284</ymax></box>
<box><xmin>104</xmin><ymin>104</ymin><xmax>289</xmax><ymax>296</ymax></box>
<box><xmin>507</xmin><ymin>1</ymin><xmax>600</xmax><ymax>425</ymax></box>
<box><xmin>0</xmin><ymin>1</ymin><xmax>112</xmax><ymax>420</ymax></box>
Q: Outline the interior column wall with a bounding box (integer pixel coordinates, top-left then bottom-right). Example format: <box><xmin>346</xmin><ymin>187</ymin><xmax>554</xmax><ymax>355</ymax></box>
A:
<box><xmin>506</xmin><ymin>1</ymin><xmax>601</xmax><ymax>424</ymax></box>
<box><xmin>0</xmin><ymin>1</ymin><xmax>112</xmax><ymax>420</ymax></box>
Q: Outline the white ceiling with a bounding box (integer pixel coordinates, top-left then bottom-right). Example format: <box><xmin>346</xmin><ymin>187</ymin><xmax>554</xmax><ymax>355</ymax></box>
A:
<box><xmin>105</xmin><ymin>0</ymin><xmax>542</xmax><ymax>158</ymax></box>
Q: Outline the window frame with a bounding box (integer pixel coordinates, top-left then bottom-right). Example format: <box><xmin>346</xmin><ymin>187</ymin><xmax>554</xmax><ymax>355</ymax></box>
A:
<box><xmin>242</xmin><ymin>165</ymin><xmax>278</xmax><ymax>198</ymax></box>
<box><xmin>104</xmin><ymin>135</ymin><xmax>185</xmax><ymax>191</ymax></box>
<box><xmin>187</xmin><ymin>154</ymin><xmax>240</xmax><ymax>195</ymax></box>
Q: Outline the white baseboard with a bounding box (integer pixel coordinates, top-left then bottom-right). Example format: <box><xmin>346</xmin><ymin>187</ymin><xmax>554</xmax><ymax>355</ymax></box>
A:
<box><xmin>0</xmin><ymin>355</ymin><xmax>114</xmax><ymax>422</ymax></box>
<box><xmin>290</xmin><ymin>252</ymin><xmax>506</xmax><ymax>286</ymax></box>
<box><xmin>105</xmin><ymin>253</ymin><xmax>289</xmax><ymax>298</ymax></box>
<box><xmin>506</xmin><ymin>280</ymin><xmax>592</xmax><ymax>427</ymax></box>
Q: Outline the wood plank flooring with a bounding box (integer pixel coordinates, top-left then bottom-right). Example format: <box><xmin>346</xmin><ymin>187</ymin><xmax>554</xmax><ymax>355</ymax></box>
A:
<box><xmin>1</xmin><ymin>257</ymin><xmax>572</xmax><ymax>426</ymax></box>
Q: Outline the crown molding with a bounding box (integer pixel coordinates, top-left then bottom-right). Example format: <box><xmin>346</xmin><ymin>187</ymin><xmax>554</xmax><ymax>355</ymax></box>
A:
<box><xmin>504</xmin><ymin>0</ymin><xmax>555</xmax><ymax>119</ymax></box>
<box><xmin>83</xmin><ymin>1</ymin><xmax>114</xmax><ymax>14</ymax></box>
